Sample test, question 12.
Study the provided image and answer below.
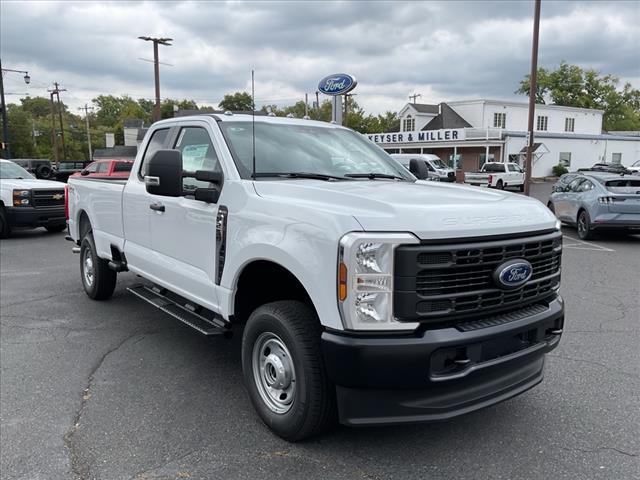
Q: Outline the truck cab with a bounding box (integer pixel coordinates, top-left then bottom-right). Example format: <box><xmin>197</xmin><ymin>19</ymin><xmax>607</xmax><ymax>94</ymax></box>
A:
<box><xmin>67</xmin><ymin>114</ymin><xmax>564</xmax><ymax>441</ymax></box>
<box><xmin>391</xmin><ymin>153</ymin><xmax>456</xmax><ymax>182</ymax></box>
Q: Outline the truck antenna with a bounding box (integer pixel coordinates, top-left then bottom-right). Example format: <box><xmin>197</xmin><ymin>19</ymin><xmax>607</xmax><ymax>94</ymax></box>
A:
<box><xmin>251</xmin><ymin>69</ymin><xmax>256</xmax><ymax>179</ymax></box>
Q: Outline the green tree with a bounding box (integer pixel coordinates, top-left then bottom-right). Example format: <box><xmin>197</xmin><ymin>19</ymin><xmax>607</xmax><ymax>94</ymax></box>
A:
<box><xmin>219</xmin><ymin>92</ymin><xmax>254</xmax><ymax>111</ymax></box>
<box><xmin>21</xmin><ymin>96</ymin><xmax>53</xmax><ymax>118</ymax></box>
<box><xmin>516</xmin><ymin>61</ymin><xmax>640</xmax><ymax>131</ymax></box>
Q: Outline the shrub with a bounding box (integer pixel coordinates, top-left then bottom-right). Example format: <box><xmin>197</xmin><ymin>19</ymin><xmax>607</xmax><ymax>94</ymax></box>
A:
<box><xmin>552</xmin><ymin>164</ymin><xmax>569</xmax><ymax>177</ymax></box>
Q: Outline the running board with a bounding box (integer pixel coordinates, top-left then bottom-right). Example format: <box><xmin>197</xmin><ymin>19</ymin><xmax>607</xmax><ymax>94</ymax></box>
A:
<box><xmin>127</xmin><ymin>284</ymin><xmax>231</xmax><ymax>337</ymax></box>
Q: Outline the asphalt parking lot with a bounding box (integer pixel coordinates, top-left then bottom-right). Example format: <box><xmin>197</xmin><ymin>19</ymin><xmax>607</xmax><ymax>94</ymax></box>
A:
<box><xmin>1</xmin><ymin>183</ymin><xmax>639</xmax><ymax>480</ymax></box>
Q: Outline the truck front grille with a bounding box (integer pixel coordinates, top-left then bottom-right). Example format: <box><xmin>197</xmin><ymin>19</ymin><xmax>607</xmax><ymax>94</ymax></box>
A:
<box><xmin>32</xmin><ymin>189</ymin><xmax>65</xmax><ymax>208</ymax></box>
<box><xmin>394</xmin><ymin>231</ymin><xmax>562</xmax><ymax>324</ymax></box>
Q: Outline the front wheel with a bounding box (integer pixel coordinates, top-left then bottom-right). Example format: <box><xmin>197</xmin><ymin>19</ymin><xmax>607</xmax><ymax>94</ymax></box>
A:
<box><xmin>242</xmin><ymin>301</ymin><xmax>337</xmax><ymax>441</ymax></box>
<box><xmin>0</xmin><ymin>208</ymin><xmax>10</xmax><ymax>239</ymax></box>
<box><xmin>80</xmin><ymin>233</ymin><xmax>117</xmax><ymax>299</ymax></box>
<box><xmin>577</xmin><ymin>209</ymin><xmax>596</xmax><ymax>240</ymax></box>
<box><xmin>519</xmin><ymin>183</ymin><xmax>525</xmax><ymax>192</ymax></box>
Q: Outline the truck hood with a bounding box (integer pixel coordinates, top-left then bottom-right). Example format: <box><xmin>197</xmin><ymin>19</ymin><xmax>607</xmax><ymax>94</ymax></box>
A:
<box><xmin>1</xmin><ymin>178</ymin><xmax>65</xmax><ymax>190</ymax></box>
<box><xmin>253</xmin><ymin>179</ymin><xmax>556</xmax><ymax>240</ymax></box>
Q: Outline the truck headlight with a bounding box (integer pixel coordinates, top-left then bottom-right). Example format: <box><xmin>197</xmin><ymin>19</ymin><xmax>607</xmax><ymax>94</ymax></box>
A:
<box><xmin>338</xmin><ymin>232</ymin><xmax>419</xmax><ymax>331</ymax></box>
<box><xmin>13</xmin><ymin>189</ymin><xmax>31</xmax><ymax>206</ymax></box>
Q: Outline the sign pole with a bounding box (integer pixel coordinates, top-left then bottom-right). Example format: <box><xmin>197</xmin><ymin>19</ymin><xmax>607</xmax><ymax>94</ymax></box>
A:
<box><xmin>524</xmin><ymin>0</ymin><xmax>541</xmax><ymax>196</ymax></box>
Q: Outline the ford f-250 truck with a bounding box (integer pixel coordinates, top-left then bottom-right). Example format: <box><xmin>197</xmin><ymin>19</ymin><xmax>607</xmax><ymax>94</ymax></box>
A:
<box><xmin>465</xmin><ymin>162</ymin><xmax>526</xmax><ymax>191</ymax></box>
<box><xmin>67</xmin><ymin>114</ymin><xmax>564</xmax><ymax>441</ymax></box>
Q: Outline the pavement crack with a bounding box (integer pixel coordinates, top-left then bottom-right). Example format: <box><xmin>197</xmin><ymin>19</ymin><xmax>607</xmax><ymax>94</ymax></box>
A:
<box><xmin>560</xmin><ymin>446</ymin><xmax>638</xmax><ymax>457</ymax></box>
<box><xmin>63</xmin><ymin>330</ymin><xmax>157</xmax><ymax>480</ymax></box>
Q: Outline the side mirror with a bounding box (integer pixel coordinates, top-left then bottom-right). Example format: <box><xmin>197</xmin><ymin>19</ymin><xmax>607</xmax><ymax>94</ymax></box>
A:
<box><xmin>409</xmin><ymin>159</ymin><xmax>430</xmax><ymax>180</ymax></box>
<box><xmin>194</xmin><ymin>187</ymin><xmax>220</xmax><ymax>204</ymax></box>
<box><xmin>194</xmin><ymin>170</ymin><xmax>223</xmax><ymax>185</ymax></box>
<box><xmin>80</xmin><ymin>169</ymin><xmax>89</xmax><ymax>176</ymax></box>
<box><xmin>145</xmin><ymin>149</ymin><xmax>183</xmax><ymax>197</ymax></box>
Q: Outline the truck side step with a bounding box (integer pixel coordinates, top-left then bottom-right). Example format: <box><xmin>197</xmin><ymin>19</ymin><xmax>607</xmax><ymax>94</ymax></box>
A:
<box><xmin>127</xmin><ymin>284</ymin><xmax>231</xmax><ymax>337</ymax></box>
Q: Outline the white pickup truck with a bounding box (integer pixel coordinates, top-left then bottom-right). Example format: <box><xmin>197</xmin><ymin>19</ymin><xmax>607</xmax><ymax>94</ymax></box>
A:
<box><xmin>67</xmin><ymin>114</ymin><xmax>564</xmax><ymax>441</ymax></box>
<box><xmin>464</xmin><ymin>162</ymin><xmax>526</xmax><ymax>191</ymax></box>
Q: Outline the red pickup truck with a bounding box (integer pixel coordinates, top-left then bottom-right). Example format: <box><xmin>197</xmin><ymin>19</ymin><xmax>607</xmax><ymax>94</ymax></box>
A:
<box><xmin>71</xmin><ymin>159</ymin><xmax>133</xmax><ymax>178</ymax></box>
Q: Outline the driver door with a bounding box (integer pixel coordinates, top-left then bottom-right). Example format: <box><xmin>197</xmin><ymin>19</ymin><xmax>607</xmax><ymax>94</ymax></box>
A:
<box><xmin>147</xmin><ymin>122</ymin><xmax>223</xmax><ymax>311</ymax></box>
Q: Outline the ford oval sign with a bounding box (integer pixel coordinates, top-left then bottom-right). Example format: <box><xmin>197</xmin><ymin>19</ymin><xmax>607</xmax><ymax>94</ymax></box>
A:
<box><xmin>318</xmin><ymin>73</ymin><xmax>357</xmax><ymax>96</ymax></box>
<box><xmin>493</xmin><ymin>259</ymin><xmax>533</xmax><ymax>289</ymax></box>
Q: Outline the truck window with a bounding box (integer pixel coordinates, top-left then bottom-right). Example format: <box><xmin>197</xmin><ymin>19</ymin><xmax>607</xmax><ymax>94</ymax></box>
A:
<box><xmin>85</xmin><ymin>163</ymin><xmax>99</xmax><ymax>173</ymax></box>
<box><xmin>482</xmin><ymin>163</ymin><xmax>505</xmax><ymax>173</ymax></box>
<box><xmin>139</xmin><ymin>128</ymin><xmax>170</xmax><ymax>178</ymax></box>
<box><xmin>113</xmin><ymin>162</ymin><xmax>133</xmax><ymax>173</ymax></box>
<box><xmin>96</xmin><ymin>162</ymin><xmax>109</xmax><ymax>173</ymax></box>
<box><xmin>173</xmin><ymin>127</ymin><xmax>221</xmax><ymax>192</ymax></box>
<box><xmin>507</xmin><ymin>164</ymin><xmax>517</xmax><ymax>172</ymax></box>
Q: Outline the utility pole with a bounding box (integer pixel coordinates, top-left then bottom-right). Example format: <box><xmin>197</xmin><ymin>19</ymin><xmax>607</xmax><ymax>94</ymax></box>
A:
<box><xmin>524</xmin><ymin>0</ymin><xmax>541</xmax><ymax>196</ymax></box>
<box><xmin>0</xmin><ymin>60</ymin><xmax>30</xmax><ymax>159</ymax></box>
<box><xmin>304</xmin><ymin>93</ymin><xmax>309</xmax><ymax>118</ymax></box>
<box><xmin>48</xmin><ymin>82</ymin><xmax>67</xmax><ymax>162</ymax></box>
<box><xmin>409</xmin><ymin>93</ymin><xmax>422</xmax><ymax>104</ymax></box>
<box><xmin>138</xmin><ymin>36</ymin><xmax>172</xmax><ymax>122</ymax></box>
<box><xmin>78</xmin><ymin>104</ymin><xmax>94</xmax><ymax>161</ymax></box>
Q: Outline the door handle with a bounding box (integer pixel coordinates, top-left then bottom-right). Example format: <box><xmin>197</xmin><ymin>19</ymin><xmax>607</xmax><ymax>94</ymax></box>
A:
<box><xmin>149</xmin><ymin>203</ymin><xmax>165</xmax><ymax>212</ymax></box>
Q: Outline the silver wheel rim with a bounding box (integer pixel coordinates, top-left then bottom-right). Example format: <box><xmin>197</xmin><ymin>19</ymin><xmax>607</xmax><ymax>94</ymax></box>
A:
<box><xmin>83</xmin><ymin>249</ymin><xmax>94</xmax><ymax>287</ymax></box>
<box><xmin>252</xmin><ymin>332</ymin><xmax>296</xmax><ymax>414</ymax></box>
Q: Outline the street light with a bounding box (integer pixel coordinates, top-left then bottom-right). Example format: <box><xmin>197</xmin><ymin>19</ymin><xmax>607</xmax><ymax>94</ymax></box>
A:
<box><xmin>0</xmin><ymin>61</ymin><xmax>31</xmax><ymax>159</ymax></box>
<box><xmin>138</xmin><ymin>36</ymin><xmax>173</xmax><ymax>122</ymax></box>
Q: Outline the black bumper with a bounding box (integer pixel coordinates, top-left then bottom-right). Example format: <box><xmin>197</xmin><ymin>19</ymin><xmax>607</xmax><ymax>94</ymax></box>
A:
<box><xmin>322</xmin><ymin>296</ymin><xmax>564</xmax><ymax>426</ymax></box>
<box><xmin>5</xmin><ymin>206</ymin><xmax>66</xmax><ymax>228</ymax></box>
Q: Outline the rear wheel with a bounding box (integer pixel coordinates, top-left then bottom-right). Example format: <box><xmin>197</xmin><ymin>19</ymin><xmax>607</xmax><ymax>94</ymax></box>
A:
<box><xmin>577</xmin><ymin>209</ymin><xmax>595</xmax><ymax>240</ymax></box>
<box><xmin>36</xmin><ymin>164</ymin><xmax>53</xmax><ymax>179</ymax></box>
<box><xmin>80</xmin><ymin>233</ymin><xmax>117</xmax><ymax>299</ymax></box>
<box><xmin>496</xmin><ymin>180</ymin><xmax>504</xmax><ymax>190</ymax></box>
<box><xmin>242</xmin><ymin>300</ymin><xmax>337</xmax><ymax>441</ymax></box>
<box><xmin>0</xmin><ymin>208</ymin><xmax>10</xmax><ymax>239</ymax></box>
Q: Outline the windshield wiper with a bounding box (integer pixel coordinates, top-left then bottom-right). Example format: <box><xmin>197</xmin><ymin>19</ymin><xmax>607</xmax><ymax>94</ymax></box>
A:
<box><xmin>344</xmin><ymin>172</ymin><xmax>405</xmax><ymax>180</ymax></box>
<box><xmin>253</xmin><ymin>172</ymin><xmax>348</xmax><ymax>181</ymax></box>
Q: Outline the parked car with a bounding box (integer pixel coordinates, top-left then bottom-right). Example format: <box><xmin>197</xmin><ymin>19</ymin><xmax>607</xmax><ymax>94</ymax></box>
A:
<box><xmin>55</xmin><ymin>161</ymin><xmax>88</xmax><ymax>181</ymax></box>
<box><xmin>391</xmin><ymin>154</ymin><xmax>456</xmax><ymax>182</ymax></box>
<box><xmin>547</xmin><ymin>172</ymin><xmax>640</xmax><ymax>239</ymax></box>
<box><xmin>71</xmin><ymin>159</ymin><xmax>134</xmax><ymax>178</ymax></box>
<box><xmin>464</xmin><ymin>162</ymin><xmax>525</xmax><ymax>191</ymax></box>
<box><xmin>11</xmin><ymin>158</ymin><xmax>55</xmax><ymax>179</ymax></box>
<box><xmin>67</xmin><ymin>114</ymin><xmax>563</xmax><ymax>441</ymax></box>
<box><xmin>0</xmin><ymin>159</ymin><xmax>67</xmax><ymax>237</ymax></box>
<box><xmin>579</xmin><ymin>162</ymin><xmax>632</xmax><ymax>175</ymax></box>
<box><xmin>627</xmin><ymin>159</ymin><xmax>640</xmax><ymax>174</ymax></box>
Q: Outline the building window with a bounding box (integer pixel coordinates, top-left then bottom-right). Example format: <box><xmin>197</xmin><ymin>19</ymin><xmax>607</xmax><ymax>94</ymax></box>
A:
<box><xmin>612</xmin><ymin>153</ymin><xmax>622</xmax><ymax>164</ymax></box>
<box><xmin>536</xmin><ymin>115</ymin><xmax>548</xmax><ymax>131</ymax></box>
<box><xmin>493</xmin><ymin>112</ymin><xmax>506</xmax><ymax>128</ymax></box>
<box><xmin>564</xmin><ymin>117</ymin><xmax>575</xmax><ymax>132</ymax></box>
<box><xmin>402</xmin><ymin>115</ymin><xmax>415</xmax><ymax>132</ymax></box>
<box><xmin>559</xmin><ymin>152</ymin><xmax>571</xmax><ymax>167</ymax></box>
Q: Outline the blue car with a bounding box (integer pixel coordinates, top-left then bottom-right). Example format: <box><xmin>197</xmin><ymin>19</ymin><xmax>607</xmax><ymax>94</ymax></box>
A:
<box><xmin>548</xmin><ymin>172</ymin><xmax>640</xmax><ymax>239</ymax></box>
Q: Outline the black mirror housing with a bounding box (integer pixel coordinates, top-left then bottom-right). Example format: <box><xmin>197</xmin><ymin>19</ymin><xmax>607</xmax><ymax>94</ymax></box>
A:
<box><xmin>409</xmin><ymin>159</ymin><xmax>430</xmax><ymax>180</ymax></box>
<box><xmin>194</xmin><ymin>187</ymin><xmax>220</xmax><ymax>204</ymax></box>
<box><xmin>145</xmin><ymin>149</ymin><xmax>183</xmax><ymax>197</ymax></box>
<box><xmin>194</xmin><ymin>170</ymin><xmax>223</xmax><ymax>184</ymax></box>
<box><xmin>80</xmin><ymin>169</ymin><xmax>89</xmax><ymax>176</ymax></box>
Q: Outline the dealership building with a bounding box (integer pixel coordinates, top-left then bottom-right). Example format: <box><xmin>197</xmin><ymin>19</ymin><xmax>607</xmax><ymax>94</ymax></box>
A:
<box><xmin>367</xmin><ymin>99</ymin><xmax>640</xmax><ymax>177</ymax></box>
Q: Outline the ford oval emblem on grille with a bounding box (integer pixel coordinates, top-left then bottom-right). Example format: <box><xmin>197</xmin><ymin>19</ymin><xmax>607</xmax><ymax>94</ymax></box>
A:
<box><xmin>494</xmin><ymin>259</ymin><xmax>533</xmax><ymax>289</ymax></box>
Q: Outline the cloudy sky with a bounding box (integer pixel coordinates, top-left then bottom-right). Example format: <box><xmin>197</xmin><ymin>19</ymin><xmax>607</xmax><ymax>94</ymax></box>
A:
<box><xmin>1</xmin><ymin>0</ymin><xmax>639</xmax><ymax>115</ymax></box>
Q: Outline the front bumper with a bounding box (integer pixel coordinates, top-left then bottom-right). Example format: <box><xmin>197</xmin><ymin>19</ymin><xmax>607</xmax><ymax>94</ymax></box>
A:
<box><xmin>322</xmin><ymin>295</ymin><xmax>564</xmax><ymax>426</ymax></box>
<box><xmin>4</xmin><ymin>206</ymin><xmax>66</xmax><ymax>228</ymax></box>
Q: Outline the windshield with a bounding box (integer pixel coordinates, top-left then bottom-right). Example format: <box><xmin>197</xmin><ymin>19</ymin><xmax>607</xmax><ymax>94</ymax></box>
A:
<box><xmin>219</xmin><ymin>122</ymin><xmax>413</xmax><ymax>180</ymax></box>
<box><xmin>481</xmin><ymin>163</ymin><xmax>505</xmax><ymax>173</ymax></box>
<box><xmin>0</xmin><ymin>162</ymin><xmax>34</xmax><ymax>179</ymax></box>
<box><xmin>430</xmin><ymin>158</ymin><xmax>448</xmax><ymax>169</ymax></box>
<box><xmin>604</xmin><ymin>179</ymin><xmax>640</xmax><ymax>193</ymax></box>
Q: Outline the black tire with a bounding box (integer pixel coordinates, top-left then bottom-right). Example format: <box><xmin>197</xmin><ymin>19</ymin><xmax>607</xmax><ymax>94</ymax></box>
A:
<box><xmin>36</xmin><ymin>164</ymin><xmax>53</xmax><ymax>179</ymax></box>
<box><xmin>496</xmin><ymin>179</ymin><xmax>504</xmax><ymax>190</ymax></box>
<box><xmin>519</xmin><ymin>183</ymin><xmax>525</xmax><ymax>192</ymax></box>
<box><xmin>46</xmin><ymin>224</ymin><xmax>67</xmax><ymax>233</ymax></box>
<box><xmin>80</xmin><ymin>233</ymin><xmax>117</xmax><ymax>300</ymax></box>
<box><xmin>0</xmin><ymin>207</ymin><xmax>10</xmax><ymax>239</ymax></box>
<box><xmin>577</xmin><ymin>209</ymin><xmax>595</xmax><ymax>240</ymax></box>
<box><xmin>242</xmin><ymin>300</ymin><xmax>337</xmax><ymax>441</ymax></box>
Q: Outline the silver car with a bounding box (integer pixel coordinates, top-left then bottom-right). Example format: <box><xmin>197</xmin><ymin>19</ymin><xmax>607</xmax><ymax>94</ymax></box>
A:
<box><xmin>548</xmin><ymin>173</ymin><xmax>640</xmax><ymax>239</ymax></box>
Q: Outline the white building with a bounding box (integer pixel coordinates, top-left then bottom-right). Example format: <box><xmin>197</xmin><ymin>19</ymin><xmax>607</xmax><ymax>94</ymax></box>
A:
<box><xmin>370</xmin><ymin>99</ymin><xmax>640</xmax><ymax>177</ymax></box>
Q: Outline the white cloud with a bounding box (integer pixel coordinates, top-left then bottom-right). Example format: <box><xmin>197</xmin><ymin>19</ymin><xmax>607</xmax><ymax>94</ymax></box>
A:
<box><xmin>1</xmin><ymin>0</ymin><xmax>638</xmax><ymax>115</ymax></box>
